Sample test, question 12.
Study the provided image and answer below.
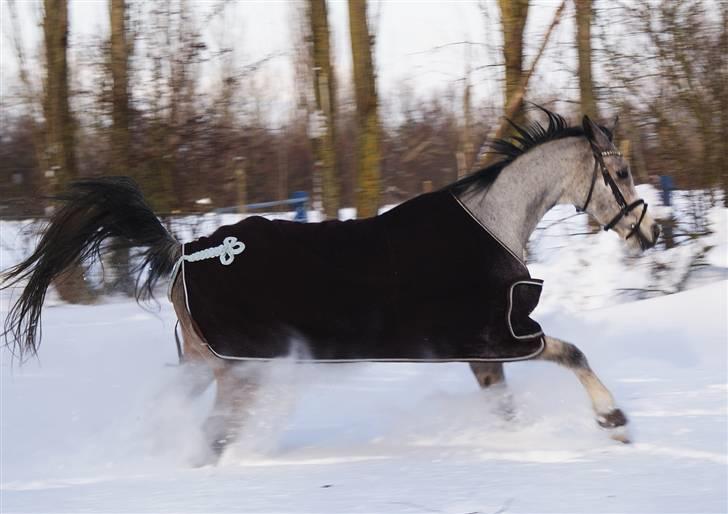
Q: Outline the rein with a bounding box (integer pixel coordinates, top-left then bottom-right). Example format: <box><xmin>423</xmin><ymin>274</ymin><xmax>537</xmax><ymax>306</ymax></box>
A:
<box><xmin>577</xmin><ymin>146</ymin><xmax>648</xmax><ymax>240</ymax></box>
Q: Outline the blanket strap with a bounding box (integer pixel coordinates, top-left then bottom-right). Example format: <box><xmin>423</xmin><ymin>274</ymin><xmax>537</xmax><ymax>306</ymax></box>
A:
<box><xmin>174</xmin><ymin>320</ymin><xmax>184</xmax><ymax>365</ymax></box>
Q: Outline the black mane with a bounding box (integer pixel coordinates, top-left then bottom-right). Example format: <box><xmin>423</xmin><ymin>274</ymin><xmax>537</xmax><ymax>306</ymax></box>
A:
<box><xmin>448</xmin><ymin>105</ymin><xmax>611</xmax><ymax>192</ymax></box>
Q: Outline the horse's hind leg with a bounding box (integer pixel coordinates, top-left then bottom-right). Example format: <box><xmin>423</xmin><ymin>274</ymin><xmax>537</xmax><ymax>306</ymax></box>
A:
<box><xmin>203</xmin><ymin>364</ymin><xmax>260</xmax><ymax>461</ymax></box>
<box><xmin>171</xmin><ymin>277</ymin><xmax>217</xmax><ymax>400</ymax></box>
<box><xmin>171</xmin><ymin>275</ymin><xmax>256</xmax><ymax>462</ymax></box>
<box><xmin>175</xmin><ymin>336</ymin><xmax>215</xmax><ymax>399</ymax></box>
<box><xmin>536</xmin><ymin>335</ymin><xmax>629</xmax><ymax>441</ymax></box>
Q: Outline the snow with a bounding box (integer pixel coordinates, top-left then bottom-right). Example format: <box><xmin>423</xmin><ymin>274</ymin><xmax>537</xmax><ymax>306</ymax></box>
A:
<box><xmin>705</xmin><ymin>208</ymin><xmax>728</xmax><ymax>268</ymax></box>
<box><xmin>528</xmin><ymin>186</ymin><xmax>728</xmax><ymax>311</ymax></box>
<box><xmin>2</xmin><ymin>289</ymin><xmax>726</xmax><ymax>512</ymax></box>
<box><xmin>1</xmin><ymin>193</ymin><xmax>727</xmax><ymax>513</ymax></box>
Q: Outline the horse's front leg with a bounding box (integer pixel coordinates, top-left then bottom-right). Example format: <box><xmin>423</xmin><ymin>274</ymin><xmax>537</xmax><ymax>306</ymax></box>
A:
<box><xmin>469</xmin><ymin>362</ymin><xmax>506</xmax><ymax>389</ymax></box>
<box><xmin>536</xmin><ymin>335</ymin><xmax>629</xmax><ymax>441</ymax></box>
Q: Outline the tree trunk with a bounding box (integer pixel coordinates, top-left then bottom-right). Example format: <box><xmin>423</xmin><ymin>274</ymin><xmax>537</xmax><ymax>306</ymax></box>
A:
<box><xmin>576</xmin><ymin>0</ymin><xmax>601</xmax><ymax>233</ymax></box>
<box><xmin>44</xmin><ymin>0</ymin><xmax>93</xmax><ymax>304</ymax></box>
<box><xmin>720</xmin><ymin>4</ymin><xmax>728</xmax><ymax>206</ymax></box>
<box><xmin>43</xmin><ymin>0</ymin><xmax>76</xmax><ymax>196</ymax></box>
<box><xmin>348</xmin><ymin>0</ymin><xmax>381</xmax><ymax>218</ymax></box>
<box><xmin>457</xmin><ymin>57</ymin><xmax>474</xmax><ymax>179</ymax></box>
<box><xmin>109</xmin><ymin>0</ymin><xmax>134</xmax><ymax>296</ymax></box>
<box><xmin>308</xmin><ymin>0</ymin><xmax>339</xmax><ymax>219</ymax></box>
<box><xmin>575</xmin><ymin>0</ymin><xmax>599</xmax><ymax>119</ymax></box>
<box><xmin>110</xmin><ymin>0</ymin><xmax>131</xmax><ymax>177</ymax></box>
<box><xmin>498</xmin><ymin>0</ymin><xmax>529</xmax><ymax>127</ymax></box>
<box><xmin>476</xmin><ymin>0</ymin><xmax>566</xmax><ymax>170</ymax></box>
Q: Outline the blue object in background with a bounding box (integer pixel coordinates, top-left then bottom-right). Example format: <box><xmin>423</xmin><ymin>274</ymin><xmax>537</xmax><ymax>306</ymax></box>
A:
<box><xmin>292</xmin><ymin>191</ymin><xmax>308</xmax><ymax>222</ymax></box>
<box><xmin>218</xmin><ymin>193</ymin><xmax>310</xmax><ymax>219</ymax></box>
<box><xmin>659</xmin><ymin>175</ymin><xmax>674</xmax><ymax>206</ymax></box>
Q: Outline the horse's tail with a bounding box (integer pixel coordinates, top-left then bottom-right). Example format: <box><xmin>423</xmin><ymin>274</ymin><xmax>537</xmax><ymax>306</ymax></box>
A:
<box><xmin>1</xmin><ymin>176</ymin><xmax>180</xmax><ymax>360</ymax></box>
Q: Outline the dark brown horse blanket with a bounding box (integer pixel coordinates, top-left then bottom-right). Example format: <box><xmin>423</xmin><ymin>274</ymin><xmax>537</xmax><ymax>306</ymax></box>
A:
<box><xmin>180</xmin><ymin>190</ymin><xmax>545</xmax><ymax>362</ymax></box>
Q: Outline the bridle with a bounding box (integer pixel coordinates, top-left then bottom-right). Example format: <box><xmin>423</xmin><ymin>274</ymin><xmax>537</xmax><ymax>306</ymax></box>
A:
<box><xmin>577</xmin><ymin>145</ymin><xmax>648</xmax><ymax>241</ymax></box>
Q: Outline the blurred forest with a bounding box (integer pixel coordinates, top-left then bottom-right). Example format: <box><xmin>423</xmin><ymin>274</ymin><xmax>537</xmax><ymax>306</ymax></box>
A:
<box><xmin>1</xmin><ymin>0</ymin><xmax>726</xmax><ymax>219</ymax></box>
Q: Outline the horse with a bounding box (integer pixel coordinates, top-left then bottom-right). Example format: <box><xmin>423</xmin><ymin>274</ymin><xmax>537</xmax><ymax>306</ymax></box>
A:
<box><xmin>1</xmin><ymin>109</ymin><xmax>660</xmax><ymax>463</ymax></box>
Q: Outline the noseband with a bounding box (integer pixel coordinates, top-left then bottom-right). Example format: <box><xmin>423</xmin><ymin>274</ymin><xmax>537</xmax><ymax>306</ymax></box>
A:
<box><xmin>577</xmin><ymin>146</ymin><xmax>648</xmax><ymax>240</ymax></box>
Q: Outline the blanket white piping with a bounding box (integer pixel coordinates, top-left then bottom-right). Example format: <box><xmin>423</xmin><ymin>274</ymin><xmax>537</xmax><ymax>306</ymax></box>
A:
<box><xmin>507</xmin><ymin>280</ymin><xmax>545</xmax><ymax>340</ymax></box>
<box><xmin>202</xmin><ymin>337</ymin><xmax>546</xmax><ymax>364</ymax></box>
<box><xmin>450</xmin><ymin>192</ymin><xmax>528</xmax><ymax>271</ymax></box>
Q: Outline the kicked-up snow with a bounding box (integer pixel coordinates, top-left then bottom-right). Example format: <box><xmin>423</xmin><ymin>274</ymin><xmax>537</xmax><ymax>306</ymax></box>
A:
<box><xmin>1</xmin><ymin>280</ymin><xmax>726</xmax><ymax>513</ymax></box>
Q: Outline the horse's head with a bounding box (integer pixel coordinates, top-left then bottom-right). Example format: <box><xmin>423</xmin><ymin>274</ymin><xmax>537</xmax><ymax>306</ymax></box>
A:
<box><xmin>575</xmin><ymin>115</ymin><xmax>660</xmax><ymax>253</ymax></box>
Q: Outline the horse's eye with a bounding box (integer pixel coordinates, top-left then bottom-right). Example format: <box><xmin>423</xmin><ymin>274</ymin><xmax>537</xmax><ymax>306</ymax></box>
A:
<box><xmin>617</xmin><ymin>168</ymin><xmax>629</xmax><ymax>180</ymax></box>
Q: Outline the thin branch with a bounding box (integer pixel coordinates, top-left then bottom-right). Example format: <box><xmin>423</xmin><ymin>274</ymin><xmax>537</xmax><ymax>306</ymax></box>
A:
<box><xmin>406</xmin><ymin>40</ymin><xmax>490</xmax><ymax>57</ymax></box>
<box><xmin>474</xmin><ymin>0</ymin><xmax>569</xmax><ymax>169</ymax></box>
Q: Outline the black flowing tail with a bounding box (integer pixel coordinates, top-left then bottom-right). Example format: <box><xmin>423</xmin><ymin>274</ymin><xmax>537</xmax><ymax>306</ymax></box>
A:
<box><xmin>1</xmin><ymin>177</ymin><xmax>180</xmax><ymax>360</ymax></box>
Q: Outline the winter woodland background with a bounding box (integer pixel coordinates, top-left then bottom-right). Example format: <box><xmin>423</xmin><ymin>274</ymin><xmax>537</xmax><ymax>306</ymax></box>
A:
<box><xmin>1</xmin><ymin>0</ymin><xmax>726</xmax><ymax>300</ymax></box>
<box><xmin>1</xmin><ymin>1</ymin><xmax>727</xmax><ymax>513</ymax></box>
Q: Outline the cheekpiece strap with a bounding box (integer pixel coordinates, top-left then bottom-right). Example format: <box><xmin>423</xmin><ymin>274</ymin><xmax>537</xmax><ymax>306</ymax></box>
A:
<box><xmin>577</xmin><ymin>158</ymin><xmax>599</xmax><ymax>213</ymax></box>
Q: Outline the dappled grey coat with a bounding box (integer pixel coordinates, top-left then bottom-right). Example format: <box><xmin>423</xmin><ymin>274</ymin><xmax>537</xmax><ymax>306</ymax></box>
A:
<box><xmin>181</xmin><ymin>190</ymin><xmax>545</xmax><ymax>362</ymax></box>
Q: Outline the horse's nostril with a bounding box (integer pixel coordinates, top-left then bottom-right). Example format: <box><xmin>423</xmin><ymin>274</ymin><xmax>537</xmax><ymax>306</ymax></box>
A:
<box><xmin>652</xmin><ymin>224</ymin><xmax>661</xmax><ymax>242</ymax></box>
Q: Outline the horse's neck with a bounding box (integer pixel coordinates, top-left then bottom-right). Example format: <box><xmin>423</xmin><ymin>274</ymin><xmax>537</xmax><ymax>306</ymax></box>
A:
<box><xmin>457</xmin><ymin>139</ymin><xmax>585</xmax><ymax>260</ymax></box>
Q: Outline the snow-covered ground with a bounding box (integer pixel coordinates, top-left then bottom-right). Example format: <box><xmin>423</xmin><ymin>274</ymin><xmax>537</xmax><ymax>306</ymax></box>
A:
<box><xmin>1</xmin><ymin>281</ymin><xmax>726</xmax><ymax>513</ymax></box>
<box><xmin>1</xmin><ymin>190</ymin><xmax>727</xmax><ymax>513</ymax></box>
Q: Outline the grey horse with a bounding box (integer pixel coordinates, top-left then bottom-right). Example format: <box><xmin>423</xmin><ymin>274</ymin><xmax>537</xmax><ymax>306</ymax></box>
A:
<box><xmin>2</xmin><ymin>109</ymin><xmax>659</xmax><ymax>462</ymax></box>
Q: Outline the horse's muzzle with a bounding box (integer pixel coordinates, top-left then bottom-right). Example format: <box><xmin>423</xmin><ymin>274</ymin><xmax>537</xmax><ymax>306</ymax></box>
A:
<box><xmin>651</xmin><ymin>223</ymin><xmax>661</xmax><ymax>243</ymax></box>
<box><xmin>637</xmin><ymin>222</ymin><xmax>660</xmax><ymax>250</ymax></box>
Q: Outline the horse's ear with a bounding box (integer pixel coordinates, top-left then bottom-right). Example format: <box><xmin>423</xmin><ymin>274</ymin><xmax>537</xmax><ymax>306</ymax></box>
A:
<box><xmin>582</xmin><ymin>115</ymin><xmax>596</xmax><ymax>139</ymax></box>
<box><xmin>606</xmin><ymin>115</ymin><xmax>619</xmax><ymax>141</ymax></box>
<box><xmin>582</xmin><ymin>114</ymin><xmax>611</xmax><ymax>150</ymax></box>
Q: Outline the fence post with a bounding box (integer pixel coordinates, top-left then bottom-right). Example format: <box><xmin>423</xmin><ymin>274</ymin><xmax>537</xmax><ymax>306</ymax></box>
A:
<box><xmin>234</xmin><ymin>156</ymin><xmax>247</xmax><ymax>213</ymax></box>
<box><xmin>292</xmin><ymin>191</ymin><xmax>309</xmax><ymax>222</ymax></box>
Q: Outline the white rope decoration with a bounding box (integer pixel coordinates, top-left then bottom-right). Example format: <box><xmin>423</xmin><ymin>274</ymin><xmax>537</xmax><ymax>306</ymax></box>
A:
<box><xmin>183</xmin><ymin>236</ymin><xmax>245</xmax><ymax>265</ymax></box>
<box><xmin>167</xmin><ymin>236</ymin><xmax>246</xmax><ymax>301</ymax></box>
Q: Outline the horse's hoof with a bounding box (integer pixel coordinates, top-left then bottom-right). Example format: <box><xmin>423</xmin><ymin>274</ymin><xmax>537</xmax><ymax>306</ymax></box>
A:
<box><xmin>189</xmin><ymin>449</ymin><xmax>222</xmax><ymax>468</ymax></box>
<box><xmin>607</xmin><ymin>425</ymin><xmax>631</xmax><ymax>444</ymax></box>
<box><xmin>495</xmin><ymin>393</ymin><xmax>517</xmax><ymax>422</ymax></box>
<box><xmin>597</xmin><ymin>408</ymin><xmax>628</xmax><ymax>428</ymax></box>
<box><xmin>188</xmin><ymin>438</ymin><xmax>227</xmax><ymax>467</ymax></box>
<box><xmin>597</xmin><ymin>409</ymin><xmax>631</xmax><ymax>444</ymax></box>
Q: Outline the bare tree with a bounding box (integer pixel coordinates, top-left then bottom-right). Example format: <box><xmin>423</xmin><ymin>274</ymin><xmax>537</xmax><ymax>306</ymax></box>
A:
<box><xmin>721</xmin><ymin>3</ymin><xmax>728</xmax><ymax>206</ymax></box>
<box><xmin>3</xmin><ymin>1</ymin><xmax>44</xmax><ymax>214</ymax></box>
<box><xmin>498</xmin><ymin>0</ymin><xmax>529</xmax><ymax>125</ymax></box>
<box><xmin>307</xmin><ymin>0</ymin><xmax>339</xmax><ymax>219</ymax></box>
<box><xmin>476</xmin><ymin>0</ymin><xmax>567</xmax><ymax>169</ymax></box>
<box><xmin>43</xmin><ymin>0</ymin><xmax>77</xmax><ymax>196</ymax></box>
<box><xmin>43</xmin><ymin>0</ymin><xmax>94</xmax><ymax>303</ymax></box>
<box><xmin>575</xmin><ymin>0</ymin><xmax>601</xmax><ymax>231</ymax></box>
<box><xmin>575</xmin><ymin>0</ymin><xmax>599</xmax><ymax>119</ymax></box>
<box><xmin>348</xmin><ymin>0</ymin><xmax>381</xmax><ymax>218</ymax></box>
<box><xmin>598</xmin><ymin>0</ymin><xmax>726</xmax><ymax>200</ymax></box>
<box><xmin>110</xmin><ymin>0</ymin><xmax>131</xmax><ymax>177</ymax></box>
<box><xmin>109</xmin><ymin>0</ymin><xmax>135</xmax><ymax>295</ymax></box>
<box><xmin>457</xmin><ymin>50</ymin><xmax>475</xmax><ymax>179</ymax></box>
